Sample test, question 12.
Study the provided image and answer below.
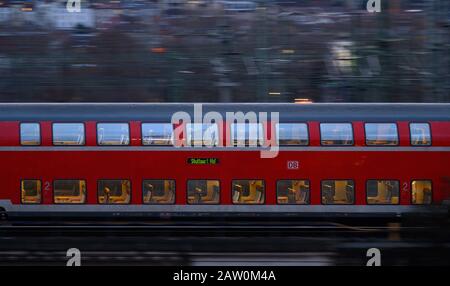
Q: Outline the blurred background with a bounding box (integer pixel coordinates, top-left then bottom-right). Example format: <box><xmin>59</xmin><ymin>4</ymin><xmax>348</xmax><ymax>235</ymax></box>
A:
<box><xmin>0</xmin><ymin>0</ymin><xmax>448</xmax><ymax>103</ymax></box>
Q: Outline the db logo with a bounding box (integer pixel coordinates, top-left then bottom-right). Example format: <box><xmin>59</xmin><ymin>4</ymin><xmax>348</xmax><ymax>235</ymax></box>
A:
<box><xmin>287</xmin><ymin>161</ymin><xmax>299</xmax><ymax>170</ymax></box>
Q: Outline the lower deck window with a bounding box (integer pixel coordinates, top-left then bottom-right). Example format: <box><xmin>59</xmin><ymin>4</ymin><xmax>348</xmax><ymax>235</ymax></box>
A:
<box><xmin>412</xmin><ymin>180</ymin><xmax>432</xmax><ymax>205</ymax></box>
<box><xmin>232</xmin><ymin>180</ymin><xmax>265</xmax><ymax>204</ymax></box>
<box><xmin>187</xmin><ymin>180</ymin><xmax>220</xmax><ymax>204</ymax></box>
<box><xmin>54</xmin><ymin>180</ymin><xmax>86</xmax><ymax>204</ymax></box>
<box><xmin>143</xmin><ymin>180</ymin><xmax>175</xmax><ymax>204</ymax></box>
<box><xmin>98</xmin><ymin>180</ymin><xmax>131</xmax><ymax>204</ymax></box>
<box><xmin>322</xmin><ymin>180</ymin><xmax>354</xmax><ymax>204</ymax></box>
<box><xmin>367</xmin><ymin>180</ymin><xmax>399</xmax><ymax>204</ymax></box>
<box><xmin>277</xmin><ymin>180</ymin><xmax>310</xmax><ymax>204</ymax></box>
<box><xmin>21</xmin><ymin>180</ymin><xmax>41</xmax><ymax>204</ymax></box>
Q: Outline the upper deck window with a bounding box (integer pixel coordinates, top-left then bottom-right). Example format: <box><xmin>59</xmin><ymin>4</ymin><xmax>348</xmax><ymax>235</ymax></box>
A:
<box><xmin>20</xmin><ymin>123</ymin><xmax>40</xmax><ymax>145</ymax></box>
<box><xmin>142</xmin><ymin>123</ymin><xmax>173</xmax><ymax>146</ymax></box>
<box><xmin>97</xmin><ymin>123</ymin><xmax>130</xmax><ymax>145</ymax></box>
<box><xmin>186</xmin><ymin>123</ymin><xmax>219</xmax><ymax>147</ymax></box>
<box><xmin>410</xmin><ymin>123</ymin><xmax>431</xmax><ymax>146</ymax></box>
<box><xmin>231</xmin><ymin>123</ymin><xmax>264</xmax><ymax>146</ymax></box>
<box><xmin>52</xmin><ymin>123</ymin><xmax>85</xmax><ymax>145</ymax></box>
<box><xmin>320</xmin><ymin>123</ymin><xmax>353</xmax><ymax>146</ymax></box>
<box><xmin>365</xmin><ymin>123</ymin><xmax>398</xmax><ymax>146</ymax></box>
<box><xmin>276</xmin><ymin>123</ymin><xmax>309</xmax><ymax>146</ymax></box>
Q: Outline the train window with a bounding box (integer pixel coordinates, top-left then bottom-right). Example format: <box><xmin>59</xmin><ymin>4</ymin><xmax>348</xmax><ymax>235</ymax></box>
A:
<box><xmin>232</xmin><ymin>180</ymin><xmax>265</xmax><ymax>204</ymax></box>
<box><xmin>187</xmin><ymin>180</ymin><xmax>220</xmax><ymax>204</ymax></box>
<box><xmin>321</xmin><ymin>180</ymin><xmax>355</xmax><ymax>204</ymax></box>
<box><xmin>276</xmin><ymin>123</ymin><xmax>309</xmax><ymax>146</ymax></box>
<box><xmin>52</xmin><ymin>123</ymin><xmax>85</xmax><ymax>145</ymax></box>
<box><xmin>320</xmin><ymin>123</ymin><xmax>353</xmax><ymax>146</ymax></box>
<box><xmin>365</xmin><ymin>123</ymin><xmax>398</xmax><ymax>146</ymax></box>
<box><xmin>186</xmin><ymin>123</ymin><xmax>219</xmax><ymax>147</ymax></box>
<box><xmin>410</xmin><ymin>123</ymin><xmax>431</xmax><ymax>146</ymax></box>
<box><xmin>98</xmin><ymin>180</ymin><xmax>131</xmax><ymax>204</ymax></box>
<box><xmin>143</xmin><ymin>180</ymin><xmax>175</xmax><ymax>204</ymax></box>
<box><xmin>231</xmin><ymin>123</ymin><xmax>264</xmax><ymax>146</ymax></box>
<box><xmin>142</xmin><ymin>123</ymin><xmax>173</xmax><ymax>146</ymax></box>
<box><xmin>366</xmin><ymin>180</ymin><xmax>399</xmax><ymax>205</ymax></box>
<box><xmin>97</xmin><ymin>123</ymin><xmax>130</xmax><ymax>145</ymax></box>
<box><xmin>21</xmin><ymin>180</ymin><xmax>41</xmax><ymax>204</ymax></box>
<box><xmin>20</xmin><ymin>123</ymin><xmax>40</xmax><ymax>145</ymax></box>
<box><xmin>277</xmin><ymin>180</ymin><xmax>310</xmax><ymax>204</ymax></box>
<box><xmin>412</xmin><ymin>180</ymin><xmax>432</xmax><ymax>205</ymax></box>
<box><xmin>54</xmin><ymin>180</ymin><xmax>86</xmax><ymax>204</ymax></box>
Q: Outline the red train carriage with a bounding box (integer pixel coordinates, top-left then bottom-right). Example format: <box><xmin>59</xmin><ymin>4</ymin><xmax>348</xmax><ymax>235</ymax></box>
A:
<box><xmin>0</xmin><ymin>103</ymin><xmax>449</xmax><ymax>219</ymax></box>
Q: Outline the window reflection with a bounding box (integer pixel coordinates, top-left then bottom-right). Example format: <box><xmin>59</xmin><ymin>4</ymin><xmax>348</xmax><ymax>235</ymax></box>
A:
<box><xmin>53</xmin><ymin>123</ymin><xmax>85</xmax><ymax>145</ymax></box>
<box><xmin>276</xmin><ymin>123</ymin><xmax>308</xmax><ymax>146</ymax></box>
<box><xmin>97</xmin><ymin>123</ymin><xmax>130</xmax><ymax>145</ymax></box>
<box><xmin>142</xmin><ymin>123</ymin><xmax>173</xmax><ymax>146</ymax></box>
<box><xmin>320</xmin><ymin>123</ymin><xmax>353</xmax><ymax>145</ymax></box>
<box><xmin>412</xmin><ymin>180</ymin><xmax>432</xmax><ymax>205</ymax></box>
<box><xmin>410</xmin><ymin>123</ymin><xmax>431</xmax><ymax>146</ymax></box>
<box><xmin>20</xmin><ymin>123</ymin><xmax>40</xmax><ymax>145</ymax></box>
<box><xmin>231</xmin><ymin>123</ymin><xmax>264</xmax><ymax>146</ymax></box>
<box><xmin>186</xmin><ymin>123</ymin><xmax>219</xmax><ymax>147</ymax></box>
<box><xmin>365</xmin><ymin>123</ymin><xmax>398</xmax><ymax>146</ymax></box>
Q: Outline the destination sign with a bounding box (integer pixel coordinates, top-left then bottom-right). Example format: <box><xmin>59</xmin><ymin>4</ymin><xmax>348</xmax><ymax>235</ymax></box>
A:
<box><xmin>187</xmin><ymin>158</ymin><xmax>219</xmax><ymax>165</ymax></box>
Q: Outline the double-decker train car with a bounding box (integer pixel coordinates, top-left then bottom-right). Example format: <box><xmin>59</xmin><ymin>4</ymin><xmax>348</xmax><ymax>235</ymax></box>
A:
<box><xmin>0</xmin><ymin>103</ymin><xmax>449</xmax><ymax>219</ymax></box>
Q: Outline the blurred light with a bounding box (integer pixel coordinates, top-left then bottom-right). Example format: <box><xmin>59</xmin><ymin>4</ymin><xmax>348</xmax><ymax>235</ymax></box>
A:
<box><xmin>269</xmin><ymin>92</ymin><xmax>281</xmax><ymax>96</ymax></box>
<box><xmin>295</xmin><ymin>98</ymin><xmax>313</xmax><ymax>104</ymax></box>
<box><xmin>151</xmin><ymin>47</ymin><xmax>167</xmax><ymax>53</ymax></box>
<box><xmin>21</xmin><ymin>8</ymin><xmax>33</xmax><ymax>12</ymax></box>
<box><xmin>281</xmin><ymin>49</ymin><xmax>295</xmax><ymax>54</ymax></box>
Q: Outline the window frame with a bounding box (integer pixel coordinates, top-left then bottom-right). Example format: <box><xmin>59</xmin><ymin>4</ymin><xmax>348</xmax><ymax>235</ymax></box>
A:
<box><xmin>52</xmin><ymin>122</ymin><xmax>86</xmax><ymax>146</ymax></box>
<box><xmin>409</xmin><ymin>122</ymin><xmax>432</xmax><ymax>146</ymax></box>
<box><xmin>365</xmin><ymin>179</ymin><xmax>400</xmax><ymax>205</ymax></box>
<box><xmin>364</xmin><ymin>122</ymin><xmax>399</xmax><ymax>146</ymax></box>
<box><xmin>276</xmin><ymin>179</ymin><xmax>310</xmax><ymax>205</ymax></box>
<box><xmin>411</xmin><ymin>179</ymin><xmax>433</xmax><ymax>205</ymax></box>
<box><xmin>20</xmin><ymin>179</ymin><xmax>42</xmax><ymax>204</ymax></box>
<box><xmin>141</xmin><ymin>122</ymin><xmax>175</xmax><ymax>146</ymax></box>
<box><xmin>96</xmin><ymin>122</ymin><xmax>131</xmax><ymax>146</ymax></box>
<box><xmin>275</xmin><ymin>122</ymin><xmax>309</xmax><ymax>146</ymax></box>
<box><xmin>231</xmin><ymin>179</ymin><xmax>266</xmax><ymax>205</ymax></box>
<box><xmin>186</xmin><ymin>179</ymin><xmax>221</xmax><ymax>205</ymax></box>
<box><xmin>319</xmin><ymin>123</ymin><xmax>354</xmax><ymax>146</ymax></box>
<box><xmin>19</xmin><ymin>122</ymin><xmax>41</xmax><ymax>146</ymax></box>
<box><xmin>142</xmin><ymin>179</ymin><xmax>176</xmax><ymax>205</ymax></box>
<box><xmin>97</xmin><ymin>179</ymin><xmax>132</xmax><ymax>204</ymax></box>
<box><xmin>53</xmin><ymin>179</ymin><xmax>87</xmax><ymax>204</ymax></box>
<box><xmin>320</xmin><ymin>179</ymin><xmax>355</xmax><ymax>205</ymax></box>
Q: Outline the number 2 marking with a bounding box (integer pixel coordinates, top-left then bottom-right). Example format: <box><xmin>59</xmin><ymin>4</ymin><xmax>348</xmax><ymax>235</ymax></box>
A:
<box><xmin>402</xmin><ymin>182</ymin><xmax>408</xmax><ymax>192</ymax></box>
<box><xmin>44</xmin><ymin>181</ymin><xmax>51</xmax><ymax>191</ymax></box>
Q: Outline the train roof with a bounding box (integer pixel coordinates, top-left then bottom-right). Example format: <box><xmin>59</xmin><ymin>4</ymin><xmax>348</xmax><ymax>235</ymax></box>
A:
<box><xmin>0</xmin><ymin>103</ymin><xmax>450</xmax><ymax>121</ymax></box>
